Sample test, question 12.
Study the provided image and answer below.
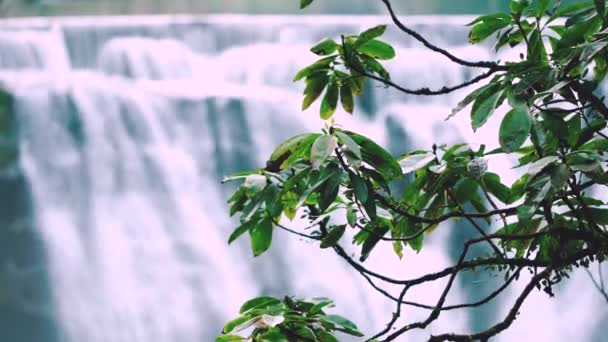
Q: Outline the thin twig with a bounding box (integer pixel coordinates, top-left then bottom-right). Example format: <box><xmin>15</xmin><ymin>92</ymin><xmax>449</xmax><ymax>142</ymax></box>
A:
<box><xmin>427</xmin><ymin>267</ymin><xmax>553</xmax><ymax>342</ymax></box>
<box><xmin>585</xmin><ymin>267</ymin><xmax>608</xmax><ymax>304</ymax></box>
<box><xmin>379</xmin><ymin>0</ymin><xmax>505</xmax><ymax>69</ymax></box>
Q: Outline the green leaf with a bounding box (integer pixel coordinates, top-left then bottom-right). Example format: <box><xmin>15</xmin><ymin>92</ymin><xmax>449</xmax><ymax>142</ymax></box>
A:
<box><xmin>296</xmin><ymin>164</ymin><xmax>339</xmax><ymax>209</ymax></box>
<box><xmin>318</xmin><ymin>169</ymin><xmax>342</xmax><ymax>212</ymax></box>
<box><xmin>499</xmin><ymin>107</ymin><xmax>531</xmax><ymax>152</ymax></box>
<box><xmin>510</xmin><ymin>0</ymin><xmax>531</xmax><ymax>17</ymax></box>
<box><xmin>594</xmin><ymin>54</ymin><xmax>608</xmax><ymax>82</ymax></box>
<box><xmin>257</xmin><ymin>329</ymin><xmax>288</xmax><ymax>342</ymax></box>
<box><xmin>240</xmin><ymin>192</ymin><xmax>265</xmax><ymax>224</ymax></box>
<box><xmin>281</xmin><ymin>191</ymin><xmax>299</xmax><ymax>220</ymax></box>
<box><xmin>239</xmin><ymin>296</ymin><xmax>281</xmax><ymax>314</ymax></box>
<box><xmin>534</xmin><ymin>235</ymin><xmax>558</xmax><ymax>262</ymax></box>
<box><xmin>397</xmin><ymin>218</ymin><xmax>424</xmax><ymax>252</ymax></box>
<box><xmin>470</xmin><ymin>193</ymin><xmax>490</xmax><ymax>223</ymax></box>
<box><xmin>471</xmin><ymin>86</ymin><xmax>504</xmax><ymax>130</ymax></box>
<box><xmin>482</xmin><ymin>172</ymin><xmax>511</xmax><ymax>204</ymax></box>
<box><xmin>359</xmin><ymin>54</ymin><xmax>390</xmax><ymax>79</ymax></box>
<box><xmin>338</xmin><ymin>130</ymin><xmax>402</xmax><ymax>180</ymax></box>
<box><xmin>302</xmin><ymin>74</ymin><xmax>329</xmax><ymax>110</ymax></box>
<box><xmin>510</xmin><ymin>174</ymin><xmax>529</xmax><ymax>203</ymax></box>
<box><xmin>320</xmin><ymin>80</ymin><xmax>339</xmax><ymax>119</ymax></box>
<box><xmin>468</xmin><ymin>17</ymin><xmax>511</xmax><ymax>44</ymax></box>
<box><xmin>350</xmin><ymin>173</ymin><xmax>369</xmax><ymax>204</ymax></box>
<box><xmin>310</xmin><ymin>135</ymin><xmax>337</xmax><ymax>169</ymax></box>
<box><xmin>229</xmin><ymin>187</ymin><xmax>248</xmax><ymax>216</ymax></box>
<box><xmin>454</xmin><ymin>178</ymin><xmax>479</xmax><ymax>204</ymax></box>
<box><xmin>357</xmin><ymin>39</ymin><xmax>396</xmax><ymax>60</ymax></box>
<box><xmin>526</xmin><ymin>155</ymin><xmax>559</xmax><ymax>177</ymax></box>
<box><xmin>541</xmin><ymin>112</ymin><xmax>568</xmax><ymax>139</ymax></box>
<box><xmin>347</xmin><ymin>205</ymin><xmax>357</xmax><ymax>227</ymax></box>
<box><xmin>359</xmin><ymin>220</ymin><xmax>389</xmax><ymax>261</ymax></box>
<box><xmin>579</xmin><ymin>138</ymin><xmax>608</xmax><ymax>151</ymax></box>
<box><xmin>537</xmin><ymin>0</ymin><xmax>551</xmax><ymax>17</ymax></box>
<box><xmin>518</xmin><ymin>176</ymin><xmax>552</xmax><ymax>220</ymax></box>
<box><xmin>549</xmin><ymin>163</ymin><xmax>569</xmax><ymax>194</ymax></box>
<box><xmin>315</xmin><ymin>331</ymin><xmax>339</xmax><ymax>342</ymax></box>
<box><xmin>292</xmin><ymin>324</ymin><xmax>317</xmax><ymax>340</ymax></box>
<box><xmin>448</xmin><ymin>83</ymin><xmax>496</xmax><ymax>120</ymax></box>
<box><xmin>311</xmin><ymin>38</ymin><xmax>339</xmax><ymax>56</ymax></box>
<box><xmin>347</xmin><ymin>76</ymin><xmax>366</xmax><ymax>96</ymax></box>
<box><xmin>392</xmin><ymin>240</ymin><xmax>404</xmax><ymax>258</ymax></box>
<box><xmin>557</xmin><ymin>16</ymin><xmax>602</xmax><ymax>50</ymax></box>
<box><xmin>355</xmin><ymin>25</ymin><xmax>387</xmax><ymax>47</ymax></box>
<box><xmin>228</xmin><ymin>221</ymin><xmax>253</xmax><ymax>244</ymax></box>
<box><xmin>324</xmin><ymin>315</ymin><xmax>364</xmax><ymax>336</ymax></box>
<box><xmin>467</xmin><ymin>12</ymin><xmax>511</xmax><ymax>26</ymax></box>
<box><xmin>268</xmin><ymin>133</ymin><xmax>321</xmax><ymax>171</ymax></box>
<box><xmin>300</xmin><ymin>0</ymin><xmax>314</xmax><ymax>9</ymax></box>
<box><xmin>250</xmin><ymin>217</ymin><xmax>273</xmax><ymax>257</ymax></box>
<box><xmin>496</xmin><ymin>218</ymin><xmax>542</xmax><ymax>257</ymax></box>
<box><xmin>320</xmin><ymin>225</ymin><xmax>347</xmax><ymax>248</ymax></box>
<box><xmin>222</xmin><ymin>170</ymin><xmax>261</xmax><ymax>184</ymax></box>
<box><xmin>264</xmin><ymin>184</ymin><xmax>283</xmax><ymax>217</ymax></box>
<box><xmin>548</xmin><ymin>2</ymin><xmax>594</xmax><ymax>23</ymax></box>
<box><xmin>293</xmin><ymin>56</ymin><xmax>334</xmax><ymax>82</ymax></box>
<box><xmin>223</xmin><ymin>315</ymin><xmax>253</xmax><ymax>333</ymax></box>
<box><xmin>567</xmin><ymin>151</ymin><xmax>603</xmax><ymax>173</ymax></box>
<box><xmin>308</xmin><ymin>297</ymin><xmax>335</xmax><ymax>314</ymax></box>
<box><xmin>566</xmin><ymin>114</ymin><xmax>582</xmax><ymax>147</ymax></box>
<box><xmin>339</xmin><ymin>83</ymin><xmax>355</xmax><ymax>113</ymax></box>
<box><xmin>528</xmin><ymin>29</ymin><xmax>548</xmax><ymax>64</ymax></box>
<box><xmin>335</xmin><ymin>131</ymin><xmax>361</xmax><ymax>159</ymax></box>
<box><xmin>398</xmin><ymin>152</ymin><xmax>435</xmax><ymax>174</ymax></box>
<box><xmin>421</xmin><ymin>190</ymin><xmax>446</xmax><ymax>235</ymax></box>
<box><xmin>585</xmin><ymin>208</ymin><xmax>608</xmax><ymax>225</ymax></box>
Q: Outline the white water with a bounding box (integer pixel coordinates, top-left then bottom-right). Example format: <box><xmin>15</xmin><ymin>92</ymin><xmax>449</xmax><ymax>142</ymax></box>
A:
<box><xmin>0</xmin><ymin>15</ymin><xmax>606</xmax><ymax>342</ymax></box>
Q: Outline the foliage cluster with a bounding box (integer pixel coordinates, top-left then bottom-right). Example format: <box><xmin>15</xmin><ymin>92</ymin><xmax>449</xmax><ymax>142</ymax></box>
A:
<box><xmin>219</xmin><ymin>0</ymin><xmax>608</xmax><ymax>341</ymax></box>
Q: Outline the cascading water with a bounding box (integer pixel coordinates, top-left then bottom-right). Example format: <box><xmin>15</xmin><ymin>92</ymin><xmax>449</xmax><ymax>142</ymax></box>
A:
<box><xmin>0</xmin><ymin>15</ymin><xmax>606</xmax><ymax>342</ymax></box>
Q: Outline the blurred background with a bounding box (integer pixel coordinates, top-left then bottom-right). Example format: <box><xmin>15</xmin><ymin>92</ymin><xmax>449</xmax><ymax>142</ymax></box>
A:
<box><xmin>0</xmin><ymin>1</ymin><xmax>606</xmax><ymax>342</ymax></box>
<box><xmin>5</xmin><ymin>0</ymin><xmax>510</xmax><ymax>16</ymax></box>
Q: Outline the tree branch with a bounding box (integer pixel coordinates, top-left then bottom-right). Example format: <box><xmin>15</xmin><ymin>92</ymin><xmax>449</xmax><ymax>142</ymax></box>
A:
<box><xmin>427</xmin><ymin>267</ymin><xmax>554</xmax><ymax>342</ymax></box>
<box><xmin>360</xmin><ymin>67</ymin><xmax>499</xmax><ymax>96</ymax></box>
<box><xmin>585</xmin><ymin>266</ymin><xmax>608</xmax><ymax>304</ymax></box>
<box><xmin>379</xmin><ymin>0</ymin><xmax>506</xmax><ymax>70</ymax></box>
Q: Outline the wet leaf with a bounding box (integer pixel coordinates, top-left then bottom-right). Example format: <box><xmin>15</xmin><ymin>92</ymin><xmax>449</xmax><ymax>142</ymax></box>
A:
<box><xmin>320</xmin><ymin>225</ymin><xmax>347</xmax><ymax>248</ymax></box>
<box><xmin>335</xmin><ymin>131</ymin><xmax>361</xmax><ymax>159</ymax></box>
<box><xmin>250</xmin><ymin>217</ymin><xmax>273</xmax><ymax>257</ymax></box>
<box><xmin>302</xmin><ymin>74</ymin><xmax>329</xmax><ymax>110</ymax></box>
<box><xmin>310</xmin><ymin>135</ymin><xmax>337</xmax><ymax>169</ymax></box>
<box><xmin>300</xmin><ymin>0</ymin><xmax>314</xmax><ymax>9</ymax></box>
<box><xmin>355</xmin><ymin>25</ymin><xmax>387</xmax><ymax>47</ymax></box>
<box><xmin>320</xmin><ymin>80</ymin><xmax>339</xmax><ymax>119</ymax></box>
<box><xmin>240</xmin><ymin>296</ymin><xmax>281</xmax><ymax>314</ymax></box>
<box><xmin>471</xmin><ymin>87</ymin><xmax>504</xmax><ymax>130</ymax></box>
<box><xmin>357</xmin><ymin>39</ymin><xmax>396</xmax><ymax>60</ymax></box>
<box><xmin>350</xmin><ymin>173</ymin><xmax>369</xmax><ymax>204</ymax></box>
<box><xmin>311</xmin><ymin>38</ymin><xmax>338</xmax><ymax>55</ymax></box>
<box><xmin>338</xmin><ymin>130</ymin><xmax>402</xmax><ymax>180</ymax></box>
<box><xmin>499</xmin><ymin>107</ymin><xmax>531</xmax><ymax>152</ymax></box>
<box><xmin>339</xmin><ymin>83</ymin><xmax>355</xmax><ymax>113</ymax></box>
<box><xmin>293</xmin><ymin>56</ymin><xmax>334</xmax><ymax>82</ymax></box>
<box><xmin>398</xmin><ymin>153</ymin><xmax>435</xmax><ymax>174</ymax></box>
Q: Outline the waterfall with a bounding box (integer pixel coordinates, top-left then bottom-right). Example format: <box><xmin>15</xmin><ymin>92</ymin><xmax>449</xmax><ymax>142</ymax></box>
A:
<box><xmin>0</xmin><ymin>15</ymin><xmax>605</xmax><ymax>342</ymax></box>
